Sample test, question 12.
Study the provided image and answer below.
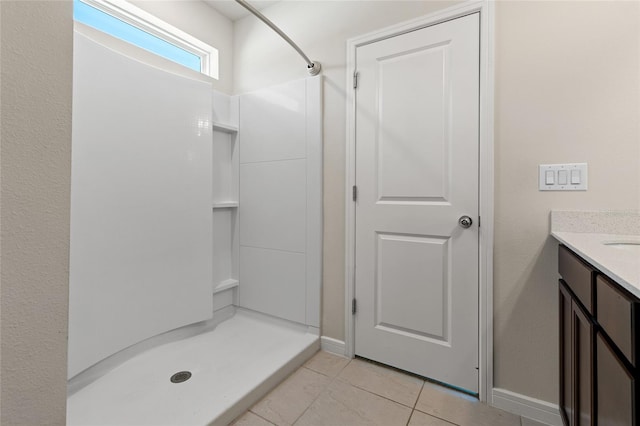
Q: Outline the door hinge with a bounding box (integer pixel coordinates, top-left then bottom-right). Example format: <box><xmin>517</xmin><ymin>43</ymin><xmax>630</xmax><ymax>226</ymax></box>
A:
<box><xmin>352</xmin><ymin>185</ymin><xmax>358</xmax><ymax>202</ymax></box>
<box><xmin>478</xmin><ymin>216</ymin><xmax>481</xmax><ymax>228</ymax></box>
<box><xmin>353</xmin><ymin>71</ymin><xmax>359</xmax><ymax>89</ymax></box>
<box><xmin>352</xmin><ymin>298</ymin><xmax>357</xmax><ymax>315</ymax></box>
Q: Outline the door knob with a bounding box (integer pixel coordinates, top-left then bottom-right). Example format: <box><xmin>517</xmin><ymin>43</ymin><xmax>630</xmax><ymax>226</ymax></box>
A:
<box><xmin>459</xmin><ymin>216</ymin><xmax>473</xmax><ymax>228</ymax></box>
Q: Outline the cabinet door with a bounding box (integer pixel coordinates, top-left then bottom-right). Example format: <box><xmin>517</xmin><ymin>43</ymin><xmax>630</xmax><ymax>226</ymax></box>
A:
<box><xmin>597</xmin><ymin>333</ymin><xmax>634</xmax><ymax>426</ymax></box>
<box><xmin>560</xmin><ymin>282</ymin><xmax>573</xmax><ymax>426</ymax></box>
<box><xmin>572</xmin><ymin>301</ymin><xmax>593</xmax><ymax>426</ymax></box>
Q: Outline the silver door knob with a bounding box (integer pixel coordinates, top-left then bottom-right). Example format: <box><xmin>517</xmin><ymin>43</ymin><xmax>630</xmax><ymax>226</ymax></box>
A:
<box><xmin>459</xmin><ymin>216</ymin><xmax>473</xmax><ymax>228</ymax></box>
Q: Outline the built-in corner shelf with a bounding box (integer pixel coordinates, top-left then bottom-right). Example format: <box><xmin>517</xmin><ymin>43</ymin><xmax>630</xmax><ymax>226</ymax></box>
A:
<box><xmin>212</xmin><ymin>122</ymin><xmax>238</xmax><ymax>134</ymax></box>
<box><xmin>211</xmin><ymin>92</ymin><xmax>239</xmax><ymax>313</ymax></box>
<box><xmin>213</xmin><ymin>278</ymin><xmax>239</xmax><ymax>294</ymax></box>
<box><xmin>212</xmin><ymin>201</ymin><xmax>239</xmax><ymax>209</ymax></box>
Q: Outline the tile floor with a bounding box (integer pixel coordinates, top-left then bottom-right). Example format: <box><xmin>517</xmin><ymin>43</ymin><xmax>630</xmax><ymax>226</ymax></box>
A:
<box><xmin>231</xmin><ymin>351</ymin><xmax>548</xmax><ymax>426</ymax></box>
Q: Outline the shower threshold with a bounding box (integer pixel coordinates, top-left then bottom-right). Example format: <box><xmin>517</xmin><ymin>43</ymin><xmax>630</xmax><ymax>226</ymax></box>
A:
<box><xmin>67</xmin><ymin>308</ymin><xmax>320</xmax><ymax>426</ymax></box>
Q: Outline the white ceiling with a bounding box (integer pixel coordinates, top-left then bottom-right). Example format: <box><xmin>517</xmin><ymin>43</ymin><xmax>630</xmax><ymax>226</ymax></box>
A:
<box><xmin>203</xmin><ymin>0</ymin><xmax>280</xmax><ymax>21</ymax></box>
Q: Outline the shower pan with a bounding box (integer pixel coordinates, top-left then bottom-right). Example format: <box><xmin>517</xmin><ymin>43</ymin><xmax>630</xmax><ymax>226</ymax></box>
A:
<box><xmin>67</xmin><ymin>11</ymin><xmax>322</xmax><ymax>423</ymax></box>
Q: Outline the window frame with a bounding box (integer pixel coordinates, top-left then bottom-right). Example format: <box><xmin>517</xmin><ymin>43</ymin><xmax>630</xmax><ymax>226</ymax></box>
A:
<box><xmin>77</xmin><ymin>0</ymin><xmax>219</xmax><ymax>79</ymax></box>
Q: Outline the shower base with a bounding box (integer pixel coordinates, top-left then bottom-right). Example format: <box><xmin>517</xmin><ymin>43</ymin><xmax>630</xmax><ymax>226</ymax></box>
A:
<box><xmin>67</xmin><ymin>308</ymin><xmax>319</xmax><ymax>426</ymax></box>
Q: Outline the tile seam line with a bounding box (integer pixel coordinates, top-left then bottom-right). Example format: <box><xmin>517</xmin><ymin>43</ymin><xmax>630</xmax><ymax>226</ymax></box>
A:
<box><xmin>246</xmin><ymin>410</ymin><xmax>277</xmax><ymax>426</ymax></box>
<box><xmin>406</xmin><ymin>381</ymin><xmax>427</xmax><ymax>425</ymax></box>
<box><xmin>335</xmin><ymin>375</ymin><xmax>421</xmax><ymax>410</ymax></box>
<box><xmin>302</xmin><ymin>362</ymin><xmax>348</xmax><ymax>379</ymax></box>
<box><xmin>412</xmin><ymin>408</ymin><xmax>462</xmax><ymax>426</ymax></box>
<box><xmin>289</xmin><ymin>363</ymin><xmax>344</xmax><ymax>425</ymax></box>
<box><xmin>305</xmin><ymin>351</ymin><xmax>352</xmax><ymax>379</ymax></box>
<box><xmin>412</xmin><ymin>380</ymin><xmax>425</xmax><ymax>410</ymax></box>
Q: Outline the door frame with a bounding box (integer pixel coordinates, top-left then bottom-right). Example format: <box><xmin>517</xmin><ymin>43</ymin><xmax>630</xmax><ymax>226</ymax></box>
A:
<box><xmin>344</xmin><ymin>0</ymin><xmax>495</xmax><ymax>402</ymax></box>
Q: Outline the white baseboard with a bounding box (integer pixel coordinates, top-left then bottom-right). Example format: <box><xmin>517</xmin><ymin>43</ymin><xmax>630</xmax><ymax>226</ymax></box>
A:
<box><xmin>492</xmin><ymin>388</ymin><xmax>562</xmax><ymax>426</ymax></box>
<box><xmin>320</xmin><ymin>336</ymin><xmax>346</xmax><ymax>356</ymax></box>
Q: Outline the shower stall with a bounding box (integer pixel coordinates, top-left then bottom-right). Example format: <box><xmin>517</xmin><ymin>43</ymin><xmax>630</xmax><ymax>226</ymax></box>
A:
<box><xmin>67</xmin><ymin>14</ymin><xmax>322</xmax><ymax>424</ymax></box>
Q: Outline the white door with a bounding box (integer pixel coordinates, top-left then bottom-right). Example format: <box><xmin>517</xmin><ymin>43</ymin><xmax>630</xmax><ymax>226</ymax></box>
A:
<box><xmin>354</xmin><ymin>13</ymin><xmax>480</xmax><ymax>393</ymax></box>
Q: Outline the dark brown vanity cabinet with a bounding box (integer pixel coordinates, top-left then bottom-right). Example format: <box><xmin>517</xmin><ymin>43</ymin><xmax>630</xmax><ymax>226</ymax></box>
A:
<box><xmin>559</xmin><ymin>247</ymin><xmax>595</xmax><ymax>426</ymax></box>
<box><xmin>558</xmin><ymin>245</ymin><xmax>639</xmax><ymax>426</ymax></box>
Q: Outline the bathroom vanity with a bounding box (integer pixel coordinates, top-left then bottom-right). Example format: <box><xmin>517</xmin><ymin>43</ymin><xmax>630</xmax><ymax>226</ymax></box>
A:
<box><xmin>552</xmin><ymin>211</ymin><xmax>640</xmax><ymax>426</ymax></box>
<box><xmin>558</xmin><ymin>244</ymin><xmax>638</xmax><ymax>426</ymax></box>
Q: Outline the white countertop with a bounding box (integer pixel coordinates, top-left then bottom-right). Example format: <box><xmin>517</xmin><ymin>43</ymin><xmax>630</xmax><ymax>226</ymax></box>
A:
<box><xmin>552</xmin><ymin>231</ymin><xmax>640</xmax><ymax>298</ymax></box>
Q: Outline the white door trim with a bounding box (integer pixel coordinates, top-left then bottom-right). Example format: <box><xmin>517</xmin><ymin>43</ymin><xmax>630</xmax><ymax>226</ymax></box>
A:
<box><xmin>344</xmin><ymin>0</ymin><xmax>495</xmax><ymax>403</ymax></box>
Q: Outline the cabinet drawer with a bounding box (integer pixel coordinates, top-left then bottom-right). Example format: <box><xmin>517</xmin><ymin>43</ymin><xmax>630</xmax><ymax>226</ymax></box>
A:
<box><xmin>597</xmin><ymin>274</ymin><xmax>637</xmax><ymax>365</ymax></box>
<box><xmin>559</xmin><ymin>245</ymin><xmax>594</xmax><ymax>314</ymax></box>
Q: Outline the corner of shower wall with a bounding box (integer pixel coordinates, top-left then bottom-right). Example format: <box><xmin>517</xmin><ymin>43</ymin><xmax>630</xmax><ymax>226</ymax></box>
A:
<box><xmin>211</xmin><ymin>90</ymin><xmax>240</xmax><ymax>318</ymax></box>
<box><xmin>236</xmin><ymin>76</ymin><xmax>323</xmax><ymax>329</ymax></box>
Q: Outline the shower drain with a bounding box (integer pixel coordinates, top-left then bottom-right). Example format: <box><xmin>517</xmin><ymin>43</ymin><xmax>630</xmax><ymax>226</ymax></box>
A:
<box><xmin>170</xmin><ymin>371</ymin><xmax>192</xmax><ymax>383</ymax></box>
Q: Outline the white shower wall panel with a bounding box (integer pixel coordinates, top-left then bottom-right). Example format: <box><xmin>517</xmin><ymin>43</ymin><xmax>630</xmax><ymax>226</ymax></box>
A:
<box><xmin>240</xmin><ymin>79</ymin><xmax>306</xmax><ymax>163</ymax></box>
<box><xmin>69</xmin><ymin>33</ymin><xmax>213</xmax><ymax>378</ymax></box>
<box><xmin>239</xmin><ymin>77</ymin><xmax>322</xmax><ymax>327</ymax></box>
<box><xmin>239</xmin><ymin>160</ymin><xmax>307</xmax><ymax>253</ymax></box>
<box><xmin>240</xmin><ymin>246</ymin><xmax>306</xmax><ymax>323</ymax></box>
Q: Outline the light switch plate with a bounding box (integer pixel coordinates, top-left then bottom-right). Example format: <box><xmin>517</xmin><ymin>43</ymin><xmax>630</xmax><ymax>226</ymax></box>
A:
<box><xmin>539</xmin><ymin>163</ymin><xmax>588</xmax><ymax>191</ymax></box>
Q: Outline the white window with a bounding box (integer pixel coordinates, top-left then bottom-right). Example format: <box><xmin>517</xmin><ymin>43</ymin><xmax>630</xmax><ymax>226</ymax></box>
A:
<box><xmin>74</xmin><ymin>0</ymin><xmax>219</xmax><ymax>79</ymax></box>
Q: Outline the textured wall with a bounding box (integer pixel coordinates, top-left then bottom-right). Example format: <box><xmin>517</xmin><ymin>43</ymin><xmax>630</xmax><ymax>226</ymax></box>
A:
<box><xmin>493</xmin><ymin>0</ymin><xmax>640</xmax><ymax>402</ymax></box>
<box><xmin>1</xmin><ymin>1</ymin><xmax>73</xmax><ymax>424</ymax></box>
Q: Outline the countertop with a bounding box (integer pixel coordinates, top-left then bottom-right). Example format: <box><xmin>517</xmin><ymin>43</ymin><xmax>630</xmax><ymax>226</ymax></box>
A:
<box><xmin>552</xmin><ymin>231</ymin><xmax>640</xmax><ymax>298</ymax></box>
<box><xmin>550</xmin><ymin>210</ymin><xmax>640</xmax><ymax>296</ymax></box>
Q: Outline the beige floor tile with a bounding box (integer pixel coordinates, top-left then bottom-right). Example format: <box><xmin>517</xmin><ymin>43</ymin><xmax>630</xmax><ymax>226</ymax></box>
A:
<box><xmin>303</xmin><ymin>350</ymin><xmax>350</xmax><ymax>378</ymax></box>
<box><xmin>294</xmin><ymin>379</ymin><xmax>412</xmax><ymax>426</ymax></box>
<box><xmin>409</xmin><ymin>410</ymin><xmax>458</xmax><ymax>425</ymax></box>
<box><xmin>521</xmin><ymin>417</ymin><xmax>550</xmax><ymax>426</ymax></box>
<box><xmin>231</xmin><ymin>411</ymin><xmax>276</xmax><ymax>426</ymax></box>
<box><xmin>250</xmin><ymin>367</ymin><xmax>331</xmax><ymax>425</ymax></box>
<box><xmin>337</xmin><ymin>358</ymin><xmax>424</xmax><ymax>407</ymax></box>
<box><xmin>415</xmin><ymin>382</ymin><xmax>520</xmax><ymax>426</ymax></box>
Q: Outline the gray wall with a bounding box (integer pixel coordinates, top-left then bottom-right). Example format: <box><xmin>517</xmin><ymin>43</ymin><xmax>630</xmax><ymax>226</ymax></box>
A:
<box><xmin>1</xmin><ymin>1</ymin><xmax>73</xmax><ymax>424</ymax></box>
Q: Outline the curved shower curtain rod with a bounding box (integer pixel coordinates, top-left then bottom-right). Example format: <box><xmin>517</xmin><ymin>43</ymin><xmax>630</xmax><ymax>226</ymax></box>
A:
<box><xmin>235</xmin><ymin>0</ymin><xmax>321</xmax><ymax>76</ymax></box>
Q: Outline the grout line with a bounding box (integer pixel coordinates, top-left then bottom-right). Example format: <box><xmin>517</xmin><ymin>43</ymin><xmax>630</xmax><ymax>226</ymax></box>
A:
<box><xmin>304</xmin><ymin>351</ymin><xmax>352</xmax><ymax>379</ymax></box>
<box><xmin>290</xmin><ymin>371</ymin><xmax>336</xmax><ymax>424</ymax></box>
<box><xmin>342</xmin><ymin>356</ymin><xmax>466</xmax><ymax>425</ymax></box>
<box><xmin>290</xmin><ymin>353</ymin><xmax>351</xmax><ymax>425</ymax></box>
<box><xmin>406</xmin><ymin>381</ymin><xmax>425</xmax><ymax>426</ymax></box>
<box><xmin>411</xmin><ymin>407</ymin><xmax>463</xmax><ymax>426</ymax></box>
<box><xmin>335</xmin><ymin>358</ymin><xmax>424</xmax><ymax>409</ymax></box>
<box><xmin>291</xmin><ymin>356</ymin><xmax>355</xmax><ymax>424</ymax></box>
<box><xmin>335</xmin><ymin>377</ymin><xmax>420</xmax><ymax>410</ymax></box>
<box><xmin>247</xmin><ymin>410</ymin><xmax>277</xmax><ymax>425</ymax></box>
<box><xmin>255</xmin><ymin>353</ymin><xmax>472</xmax><ymax>426</ymax></box>
<box><xmin>413</xmin><ymin>381</ymin><xmax>425</xmax><ymax>410</ymax></box>
<box><xmin>407</xmin><ymin>381</ymin><xmax>462</xmax><ymax>426</ymax></box>
<box><xmin>301</xmin><ymin>350</ymin><xmax>352</xmax><ymax>376</ymax></box>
